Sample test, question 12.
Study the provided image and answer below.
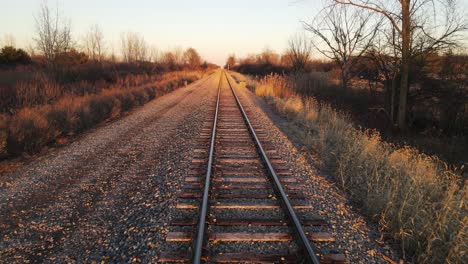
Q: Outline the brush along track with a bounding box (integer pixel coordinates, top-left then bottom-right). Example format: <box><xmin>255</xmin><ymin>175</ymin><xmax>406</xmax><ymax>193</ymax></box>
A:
<box><xmin>159</xmin><ymin>70</ymin><xmax>348</xmax><ymax>263</ymax></box>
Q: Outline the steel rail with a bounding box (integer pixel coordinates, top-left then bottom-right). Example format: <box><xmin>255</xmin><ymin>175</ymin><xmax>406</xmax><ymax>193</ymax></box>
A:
<box><xmin>192</xmin><ymin>70</ymin><xmax>223</xmax><ymax>264</ymax></box>
<box><xmin>223</xmin><ymin>71</ymin><xmax>321</xmax><ymax>264</ymax></box>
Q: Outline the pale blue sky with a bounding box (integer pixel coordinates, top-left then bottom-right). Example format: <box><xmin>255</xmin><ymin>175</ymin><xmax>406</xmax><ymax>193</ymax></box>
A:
<box><xmin>1</xmin><ymin>0</ymin><xmax>467</xmax><ymax>65</ymax></box>
<box><xmin>0</xmin><ymin>0</ymin><xmax>322</xmax><ymax>65</ymax></box>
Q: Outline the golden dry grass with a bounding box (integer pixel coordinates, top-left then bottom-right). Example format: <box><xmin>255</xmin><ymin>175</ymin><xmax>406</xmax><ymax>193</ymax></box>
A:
<box><xmin>255</xmin><ymin>74</ymin><xmax>294</xmax><ymax>99</ymax></box>
<box><xmin>251</xmin><ymin>74</ymin><xmax>467</xmax><ymax>263</ymax></box>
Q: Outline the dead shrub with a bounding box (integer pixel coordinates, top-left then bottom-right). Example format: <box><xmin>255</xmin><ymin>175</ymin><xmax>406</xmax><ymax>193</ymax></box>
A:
<box><xmin>46</xmin><ymin>99</ymin><xmax>77</xmax><ymax>135</ymax></box>
<box><xmin>7</xmin><ymin>108</ymin><xmax>56</xmax><ymax>154</ymax></box>
<box><xmin>87</xmin><ymin>95</ymin><xmax>116</xmax><ymax>123</ymax></box>
<box><xmin>3</xmin><ymin>70</ymin><xmax>202</xmax><ymax>156</ymax></box>
<box><xmin>0</xmin><ymin>114</ymin><xmax>10</xmax><ymax>157</ymax></box>
<box><xmin>73</xmin><ymin>101</ymin><xmax>93</xmax><ymax>132</ymax></box>
<box><xmin>115</xmin><ymin>92</ymin><xmax>135</xmax><ymax>112</ymax></box>
<box><xmin>15</xmin><ymin>74</ymin><xmax>62</xmax><ymax>108</ymax></box>
<box><xmin>131</xmin><ymin>89</ymin><xmax>149</xmax><ymax>105</ymax></box>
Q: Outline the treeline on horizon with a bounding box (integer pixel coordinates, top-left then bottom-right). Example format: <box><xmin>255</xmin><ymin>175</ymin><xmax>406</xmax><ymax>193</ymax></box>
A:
<box><xmin>0</xmin><ymin>2</ymin><xmax>217</xmax><ymax>113</ymax></box>
<box><xmin>0</xmin><ymin>43</ymin><xmax>215</xmax><ymax>111</ymax></box>
<box><xmin>224</xmin><ymin>0</ymin><xmax>468</xmax><ymax>167</ymax></box>
<box><xmin>226</xmin><ymin>47</ymin><xmax>468</xmax><ymax>134</ymax></box>
<box><xmin>0</xmin><ymin>2</ymin><xmax>217</xmax><ymax>157</ymax></box>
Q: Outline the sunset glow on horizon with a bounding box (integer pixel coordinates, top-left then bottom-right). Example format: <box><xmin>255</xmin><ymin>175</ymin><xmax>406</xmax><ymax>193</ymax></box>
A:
<box><xmin>0</xmin><ymin>0</ymin><xmax>326</xmax><ymax>65</ymax></box>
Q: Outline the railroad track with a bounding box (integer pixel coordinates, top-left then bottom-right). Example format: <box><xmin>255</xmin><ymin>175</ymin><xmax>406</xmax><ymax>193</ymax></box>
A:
<box><xmin>160</xmin><ymin>70</ymin><xmax>348</xmax><ymax>263</ymax></box>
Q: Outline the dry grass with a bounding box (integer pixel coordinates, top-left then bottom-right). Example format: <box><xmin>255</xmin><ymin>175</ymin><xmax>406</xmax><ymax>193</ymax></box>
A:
<box><xmin>14</xmin><ymin>73</ymin><xmax>62</xmax><ymax>107</ymax></box>
<box><xmin>0</xmin><ymin>114</ymin><xmax>9</xmax><ymax>158</ymax></box>
<box><xmin>255</xmin><ymin>74</ymin><xmax>294</xmax><ymax>99</ymax></box>
<box><xmin>5</xmin><ymin>73</ymin><xmax>166</xmax><ymax>110</ymax></box>
<box><xmin>1</xmin><ymin>69</ymin><xmax>205</xmax><ymax>112</ymax></box>
<box><xmin>251</xmin><ymin>74</ymin><xmax>467</xmax><ymax>263</ymax></box>
<box><xmin>1</xmin><ymin>71</ymin><xmax>202</xmax><ymax>156</ymax></box>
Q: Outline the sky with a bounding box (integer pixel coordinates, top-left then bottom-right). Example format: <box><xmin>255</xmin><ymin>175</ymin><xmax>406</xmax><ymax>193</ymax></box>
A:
<box><xmin>1</xmin><ymin>0</ymin><xmax>467</xmax><ymax>65</ymax></box>
<box><xmin>0</xmin><ymin>0</ymin><xmax>323</xmax><ymax>65</ymax></box>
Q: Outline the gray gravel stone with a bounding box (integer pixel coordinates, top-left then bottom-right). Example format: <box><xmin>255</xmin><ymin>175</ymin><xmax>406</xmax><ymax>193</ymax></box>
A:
<box><xmin>226</xmin><ymin>71</ymin><xmax>402</xmax><ymax>263</ymax></box>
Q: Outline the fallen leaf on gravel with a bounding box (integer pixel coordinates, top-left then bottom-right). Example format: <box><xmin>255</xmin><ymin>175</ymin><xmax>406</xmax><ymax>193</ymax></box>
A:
<box><xmin>382</xmin><ymin>254</ymin><xmax>397</xmax><ymax>264</ymax></box>
<box><xmin>147</xmin><ymin>242</ymin><xmax>157</xmax><ymax>248</ymax></box>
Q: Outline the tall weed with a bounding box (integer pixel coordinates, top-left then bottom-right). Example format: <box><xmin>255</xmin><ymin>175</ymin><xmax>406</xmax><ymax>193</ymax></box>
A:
<box><xmin>252</xmin><ymin>74</ymin><xmax>467</xmax><ymax>263</ymax></box>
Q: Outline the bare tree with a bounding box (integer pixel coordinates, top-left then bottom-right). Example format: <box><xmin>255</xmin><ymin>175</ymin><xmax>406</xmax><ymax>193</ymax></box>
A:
<box><xmin>149</xmin><ymin>45</ymin><xmax>160</xmax><ymax>63</ymax></box>
<box><xmin>259</xmin><ymin>48</ymin><xmax>280</xmax><ymax>65</ymax></box>
<box><xmin>366</xmin><ymin>28</ymin><xmax>401</xmax><ymax>125</ymax></box>
<box><xmin>304</xmin><ymin>4</ymin><xmax>380</xmax><ymax>90</ymax></box>
<box><xmin>1</xmin><ymin>34</ymin><xmax>16</xmax><ymax>47</ymax></box>
<box><xmin>172</xmin><ymin>47</ymin><xmax>184</xmax><ymax>66</ymax></box>
<box><xmin>83</xmin><ymin>24</ymin><xmax>105</xmax><ymax>61</ymax></box>
<box><xmin>120</xmin><ymin>32</ymin><xmax>148</xmax><ymax>63</ymax></box>
<box><xmin>34</xmin><ymin>1</ymin><xmax>73</xmax><ymax>64</ymax></box>
<box><xmin>183</xmin><ymin>47</ymin><xmax>201</xmax><ymax>69</ymax></box>
<box><xmin>162</xmin><ymin>51</ymin><xmax>177</xmax><ymax>70</ymax></box>
<box><xmin>239</xmin><ymin>54</ymin><xmax>256</xmax><ymax>65</ymax></box>
<box><xmin>108</xmin><ymin>46</ymin><xmax>117</xmax><ymax>63</ymax></box>
<box><xmin>333</xmin><ymin>0</ymin><xmax>468</xmax><ymax>129</ymax></box>
<box><xmin>287</xmin><ymin>33</ymin><xmax>312</xmax><ymax>72</ymax></box>
<box><xmin>225</xmin><ymin>54</ymin><xmax>236</xmax><ymax>69</ymax></box>
<box><xmin>26</xmin><ymin>45</ymin><xmax>37</xmax><ymax>57</ymax></box>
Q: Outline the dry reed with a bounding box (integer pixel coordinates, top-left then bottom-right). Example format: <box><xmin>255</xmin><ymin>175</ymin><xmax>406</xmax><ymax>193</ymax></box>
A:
<box><xmin>251</xmin><ymin>74</ymin><xmax>467</xmax><ymax>263</ymax></box>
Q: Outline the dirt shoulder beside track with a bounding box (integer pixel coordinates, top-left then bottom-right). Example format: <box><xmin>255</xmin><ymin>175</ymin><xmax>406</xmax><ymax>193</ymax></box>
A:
<box><xmin>0</xmin><ymin>71</ymin><xmax>220</xmax><ymax>263</ymax></box>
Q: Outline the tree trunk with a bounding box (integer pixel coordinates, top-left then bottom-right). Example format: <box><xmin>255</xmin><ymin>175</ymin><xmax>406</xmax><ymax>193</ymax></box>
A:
<box><xmin>390</xmin><ymin>75</ymin><xmax>397</xmax><ymax>126</ymax></box>
<box><xmin>397</xmin><ymin>0</ymin><xmax>411</xmax><ymax>130</ymax></box>
<box><xmin>341</xmin><ymin>66</ymin><xmax>348</xmax><ymax>90</ymax></box>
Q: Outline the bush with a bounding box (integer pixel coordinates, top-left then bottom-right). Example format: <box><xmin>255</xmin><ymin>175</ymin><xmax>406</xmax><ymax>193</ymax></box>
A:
<box><xmin>15</xmin><ymin>74</ymin><xmax>62</xmax><ymax>108</ymax></box>
<box><xmin>7</xmin><ymin>108</ymin><xmax>56</xmax><ymax>154</ymax></box>
<box><xmin>46</xmin><ymin>99</ymin><xmax>76</xmax><ymax>135</ymax></box>
<box><xmin>0</xmin><ymin>46</ymin><xmax>31</xmax><ymax>66</ymax></box>
<box><xmin>0</xmin><ymin>114</ymin><xmax>10</xmax><ymax>157</ymax></box>
<box><xmin>2</xmin><ymin>70</ymin><xmax>203</xmax><ymax>156</ymax></box>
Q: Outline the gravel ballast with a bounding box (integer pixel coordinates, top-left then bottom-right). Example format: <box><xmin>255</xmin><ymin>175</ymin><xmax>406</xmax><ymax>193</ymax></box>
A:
<box><xmin>0</xmin><ymin>73</ymin><xmax>217</xmax><ymax>263</ymax></box>
<box><xmin>226</xmin><ymin>71</ymin><xmax>401</xmax><ymax>263</ymax></box>
<box><xmin>0</xmin><ymin>70</ymin><xmax>401</xmax><ymax>263</ymax></box>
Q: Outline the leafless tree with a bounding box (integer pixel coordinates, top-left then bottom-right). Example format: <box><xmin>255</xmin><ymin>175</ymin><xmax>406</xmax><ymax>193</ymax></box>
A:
<box><xmin>1</xmin><ymin>34</ymin><xmax>16</xmax><ymax>47</ymax></box>
<box><xmin>26</xmin><ymin>45</ymin><xmax>37</xmax><ymax>57</ymax></box>
<box><xmin>34</xmin><ymin>1</ymin><xmax>73</xmax><ymax>64</ymax></box>
<box><xmin>239</xmin><ymin>54</ymin><xmax>257</xmax><ymax>65</ymax></box>
<box><xmin>304</xmin><ymin>4</ymin><xmax>380</xmax><ymax>90</ymax></box>
<box><xmin>108</xmin><ymin>46</ymin><xmax>117</xmax><ymax>63</ymax></box>
<box><xmin>172</xmin><ymin>47</ymin><xmax>184</xmax><ymax>66</ymax></box>
<box><xmin>287</xmin><ymin>33</ymin><xmax>312</xmax><ymax>72</ymax></box>
<box><xmin>366</xmin><ymin>28</ymin><xmax>401</xmax><ymax>125</ymax></box>
<box><xmin>183</xmin><ymin>47</ymin><xmax>201</xmax><ymax>69</ymax></box>
<box><xmin>83</xmin><ymin>24</ymin><xmax>105</xmax><ymax>61</ymax></box>
<box><xmin>259</xmin><ymin>48</ymin><xmax>280</xmax><ymax>65</ymax></box>
<box><xmin>149</xmin><ymin>45</ymin><xmax>161</xmax><ymax>63</ymax></box>
<box><xmin>162</xmin><ymin>51</ymin><xmax>177</xmax><ymax>69</ymax></box>
<box><xmin>120</xmin><ymin>32</ymin><xmax>148</xmax><ymax>63</ymax></box>
<box><xmin>333</xmin><ymin>0</ymin><xmax>468</xmax><ymax>130</ymax></box>
<box><xmin>225</xmin><ymin>54</ymin><xmax>236</xmax><ymax>69</ymax></box>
